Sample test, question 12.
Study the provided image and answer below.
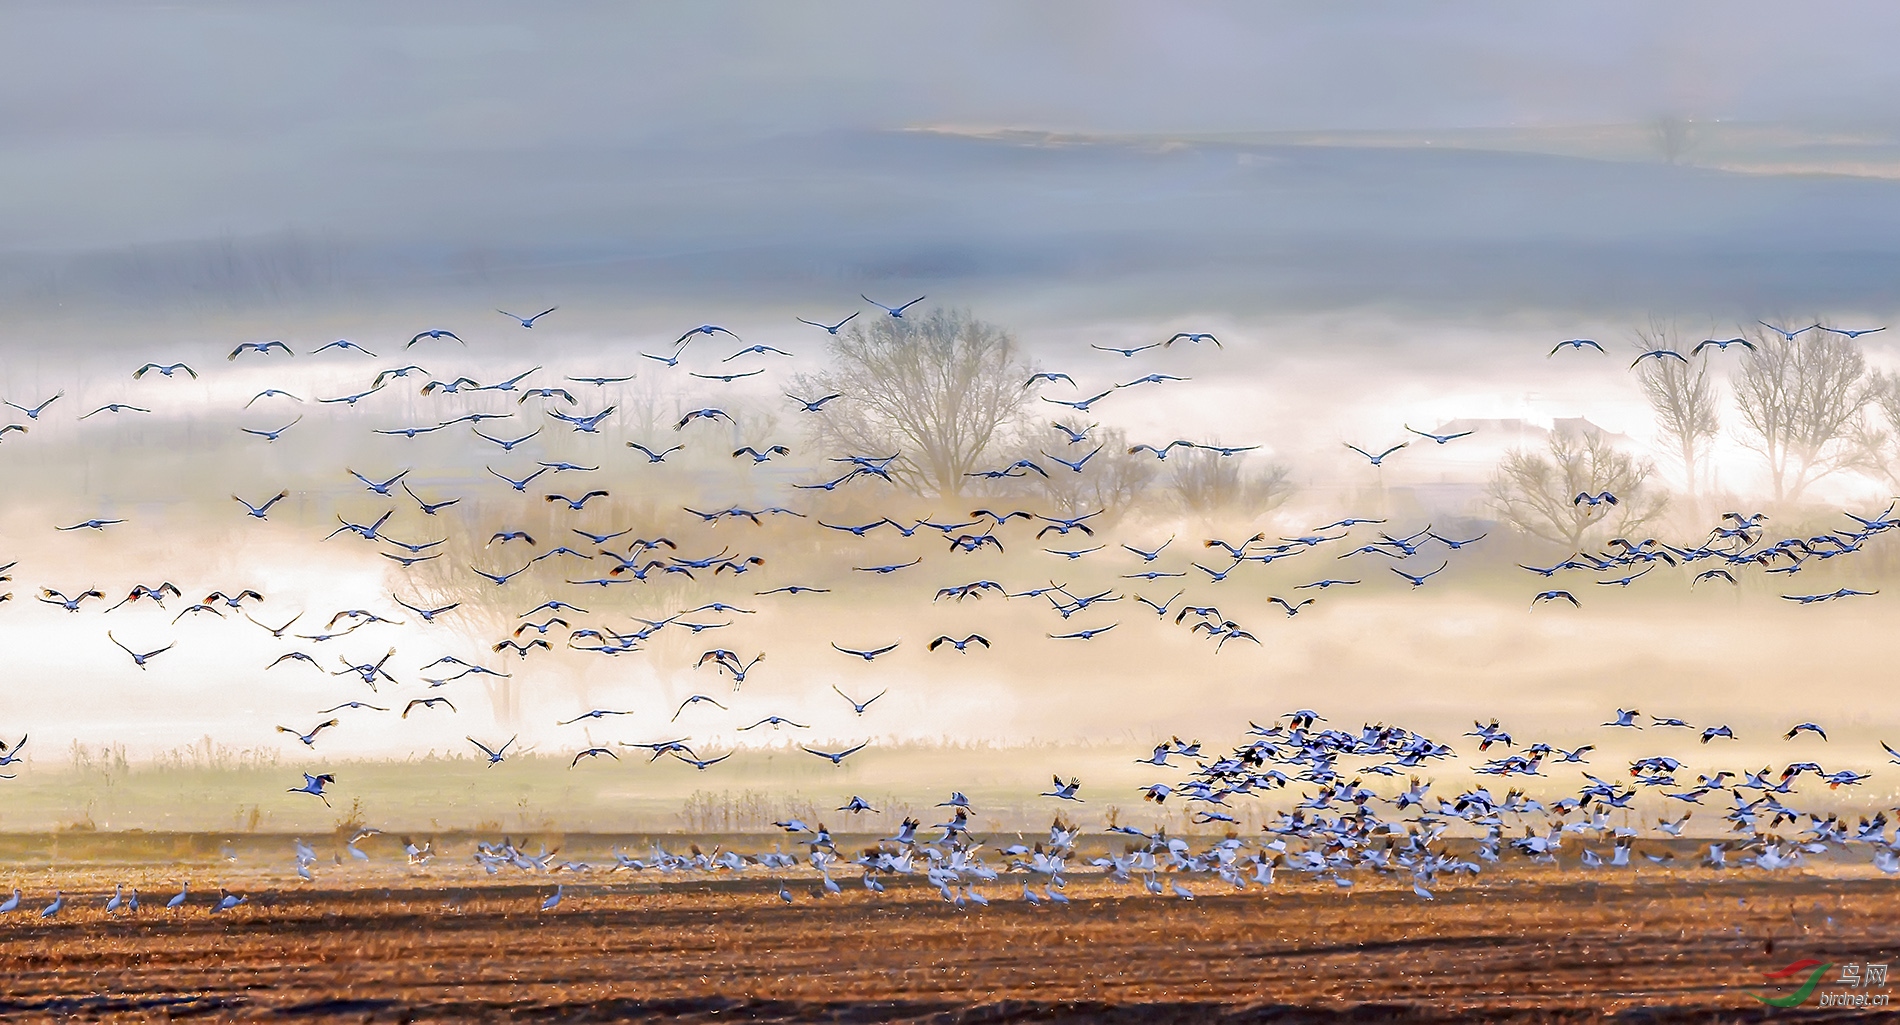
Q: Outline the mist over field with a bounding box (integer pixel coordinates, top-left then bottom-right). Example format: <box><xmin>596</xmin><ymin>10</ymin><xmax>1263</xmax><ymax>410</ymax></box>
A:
<box><xmin>5</xmin><ymin>2</ymin><xmax>1900</xmax><ymax>836</ymax></box>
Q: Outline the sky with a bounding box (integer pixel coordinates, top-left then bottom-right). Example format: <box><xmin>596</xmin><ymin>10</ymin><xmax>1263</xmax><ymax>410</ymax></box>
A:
<box><xmin>3</xmin><ymin>4</ymin><xmax>1899</xmax><ymax>825</ymax></box>
<box><xmin>6</xmin><ymin>2</ymin><xmax>1900</xmax><ymax>318</ymax></box>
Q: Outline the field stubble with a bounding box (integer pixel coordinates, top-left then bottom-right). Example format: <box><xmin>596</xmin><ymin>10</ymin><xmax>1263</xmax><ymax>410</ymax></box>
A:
<box><xmin>0</xmin><ymin>847</ymin><xmax>1892</xmax><ymax>1023</ymax></box>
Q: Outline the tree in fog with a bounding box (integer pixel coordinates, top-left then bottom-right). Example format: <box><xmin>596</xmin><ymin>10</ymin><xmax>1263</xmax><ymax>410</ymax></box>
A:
<box><xmin>792</xmin><ymin>308</ymin><xmax>1037</xmax><ymax>498</ymax></box>
<box><xmin>1487</xmin><ymin>428</ymin><xmax>1665</xmax><ymax>550</ymax></box>
<box><xmin>1029</xmin><ymin>424</ymin><xmax>1158</xmax><ymax>521</ymax></box>
<box><xmin>1731</xmin><ymin>326</ymin><xmax>1872</xmax><ymax>502</ymax></box>
<box><xmin>1632</xmin><ymin>325</ymin><xmax>1719</xmax><ymax>502</ymax></box>
<box><xmin>1851</xmin><ymin>369</ymin><xmax>1900</xmax><ymax>490</ymax></box>
<box><xmin>1653</xmin><ymin>116</ymin><xmax>1694</xmax><ymax>166</ymax></box>
<box><xmin>1168</xmin><ymin>448</ymin><xmax>1294</xmax><ymax>516</ymax></box>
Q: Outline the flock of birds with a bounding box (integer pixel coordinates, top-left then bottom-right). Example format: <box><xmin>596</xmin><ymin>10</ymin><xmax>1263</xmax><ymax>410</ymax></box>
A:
<box><xmin>3</xmin><ymin>300</ymin><xmax>1898</xmax><ymax>912</ymax></box>
<box><xmin>7</xmin><ymin>701</ymin><xmax>1900</xmax><ymax>916</ymax></box>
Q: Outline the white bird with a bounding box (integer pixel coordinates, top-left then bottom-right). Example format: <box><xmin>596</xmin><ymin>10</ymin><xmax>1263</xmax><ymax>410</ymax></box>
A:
<box><xmin>0</xmin><ymin>889</ymin><xmax>18</xmax><ymax>913</ymax></box>
<box><xmin>39</xmin><ymin>891</ymin><xmax>63</xmax><ymax>918</ymax></box>
<box><xmin>1040</xmin><ymin>775</ymin><xmax>1084</xmax><ymax>801</ymax></box>
<box><xmin>541</xmin><ymin>886</ymin><xmax>564</xmax><ymax>911</ymax></box>
<box><xmin>166</xmin><ymin>882</ymin><xmax>189</xmax><ymax>909</ymax></box>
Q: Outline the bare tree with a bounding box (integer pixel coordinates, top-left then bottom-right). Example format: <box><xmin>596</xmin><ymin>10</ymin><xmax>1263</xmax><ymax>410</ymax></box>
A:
<box><xmin>1487</xmin><ymin>428</ymin><xmax>1665</xmax><ymax>549</ymax></box>
<box><xmin>1168</xmin><ymin>448</ymin><xmax>1294</xmax><ymax>516</ymax></box>
<box><xmin>1731</xmin><ymin>326</ymin><xmax>1873</xmax><ymax>502</ymax></box>
<box><xmin>1028</xmin><ymin>426</ymin><xmax>1158</xmax><ymax>521</ymax></box>
<box><xmin>1632</xmin><ymin>324</ymin><xmax>1719</xmax><ymax>501</ymax></box>
<box><xmin>1851</xmin><ymin>369</ymin><xmax>1900</xmax><ymax>489</ymax></box>
<box><xmin>791</xmin><ymin>308</ymin><xmax>1037</xmax><ymax>498</ymax></box>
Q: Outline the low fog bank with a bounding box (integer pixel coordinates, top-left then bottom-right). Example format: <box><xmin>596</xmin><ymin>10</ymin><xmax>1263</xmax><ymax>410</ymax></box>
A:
<box><xmin>7</xmin><ymin>128</ymin><xmax>1900</xmax><ymax>332</ymax></box>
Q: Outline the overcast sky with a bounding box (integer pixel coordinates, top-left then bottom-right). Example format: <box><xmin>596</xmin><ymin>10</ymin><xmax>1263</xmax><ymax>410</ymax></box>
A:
<box><xmin>6</xmin><ymin>2</ymin><xmax>1900</xmax><ymax>290</ymax></box>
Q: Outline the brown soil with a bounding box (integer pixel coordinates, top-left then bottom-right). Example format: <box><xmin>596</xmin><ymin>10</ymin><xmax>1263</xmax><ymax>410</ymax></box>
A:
<box><xmin>0</xmin><ymin>873</ymin><xmax>1892</xmax><ymax>1022</ymax></box>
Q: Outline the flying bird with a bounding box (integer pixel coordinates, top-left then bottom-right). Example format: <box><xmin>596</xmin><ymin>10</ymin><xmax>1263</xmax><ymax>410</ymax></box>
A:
<box><xmin>1049</xmin><ymin>624</ymin><xmax>1117</xmax><ymax>640</ymax></box>
<box><xmin>1042</xmin><ymin>389</ymin><xmax>1113</xmax><ymax>412</ymax></box>
<box><xmin>672</xmin><ymin>694</ymin><xmax>729</xmax><ymax>720</ymax></box>
<box><xmin>407</xmin><ymin>329</ymin><xmax>464</xmax><ymax>348</ymax></box>
<box><xmin>1757</xmin><ymin>320</ymin><xmax>1816</xmax><ymax>341</ymax></box>
<box><xmin>1164</xmin><ymin>332</ymin><xmax>1221</xmax><ymax>348</ymax></box>
<box><xmin>467</xmin><ymin>736</ymin><xmax>518</xmax><ymax>765</ymax></box>
<box><xmin>106</xmin><ymin>631</ymin><xmax>174</xmax><ymax>669</ymax></box>
<box><xmin>787</xmin><ymin>392</ymin><xmax>843</xmax><ymax>412</ymax></box>
<box><xmin>832</xmin><ymin>641</ymin><xmax>900</xmax><ymax>660</ymax></box>
<box><xmin>1404</xmin><ymin>424</ymin><xmax>1474</xmax><ymax>444</ymax></box>
<box><xmin>133</xmin><ymin>363</ymin><xmax>197</xmax><ymax>379</ymax></box>
<box><xmin>1345</xmin><ymin>443</ymin><xmax>1407</xmax><ymax>466</ymax></box>
<box><xmin>831</xmin><ymin>684</ymin><xmax>887</xmax><ymax>714</ymax></box>
<box><xmin>1091</xmin><ymin>342</ymin><xmax>1161</xmax><ymax>357</ymax></box>
<box><xmin>1392</xmin><ymin>561</ymin><xmax>1450</xmax><ymax>587</ymax></box>
<box><xmin>1128</xmin><ymin>440</ymin><xmax>1197</xmax><ymax>460</ymax></box>
<box><xmin>312</xmin><ymin>340</ymin><xmax>377</xmax><ymax>356</ymax></box>
<box><xmin>1548</xmin><ymin>339</ymin><xmax>1604</xmax><ymax>355</ymax></box>
<box><xmin>723</xmin><ymin>344</ymin><xmax>793</xmax><ymax>361</ymax></box>
<box><xmin>243</xmin><ymin>389</ymin><xmax>302</xmax><ymax>408</ymax></box>
<box><xmin>57</xmin><ymin>519</ymin><xmax>125</xmax><ymax>531</ymax></box>
<box><xmin>1630</xmin><ymin>348</ymin><xmax>1689</xmax><ymax>368</ymax></box>
<box><xmin>240</xmin><ymin>417</ymin><xmax>302</xmax><ymax>442</ymax></box>
<box><xmin>1116</xmin><ymin>373</ymin><xmax>1189</xmax><ymax>389</ymax></box>
<box><xmin>545</xmin><ymin>491</ymin><xmax>609</xmax><ymax>511</ymax></box>
<box><xmin>349</xmin><ymin>468</ymin><xmax>410</xmax><ymax>495</ymax></box>
<box><xmin>233</xmin><ymin>491</ymin><xmax>289</xmax><ymax>520</ymax></box>
<box><xmin>287</xmin><ymin>773</ymin><xmax>336</xmax><ymax>805</ymax></box>
<box><xmin>796</xmin><ymin>312</ymin><xmax>860</xmax><ymax>334</ymax></box>
<box><xmin>3</xmin><ymin>393</ymin><xmax>60</xmax><ymax>419</ymax></box>
<box><xmin>401</xmin><ymin>698</ymin><xmax>456</xmax><ymax>719</ymax></box>
<box><xmin>929</xmin><ymin>634</ymin><xmax>991</xmax><ymax>653</ymax></box>
<box><xmin>558</xmin><ymin>368</ymin><xmax>634</xmax><ymax>384</ymax></box>
<box><xmin>733</xmin><ymin>445</ymin><xmax>790</xmax><ymax>463</ymax></box>
<box><xmin>863</xmin><ymin>294</ymin><xmax>925</xmax><ymax>318</ymax></box>
<box><xmin>228</xmin><ymin>340</ymin><xmax>292</xmax><ymax>360</ymax></box>
<box><xmin>627</xmin><ymin>441</ymin><xmax>684</xmax><ymax>462</ymax></box>
<box><xmin>1691</xmin><ymin>337</ymin><xmax>1756</xmax><ymax>355</ymax></box>
<box><xmin>1040</xmin><ymin>775</ymin><xmax>1085</xmax><ymax>800</ymax></box>
<box><xmin>498</xmin><ymin>307</ymin><xmax>557</xmax><ymax>328</ymax></box>
<box><xmin>801</xmin><ymin>742</ymin><xmax>869</xmax><ymax>765</ymax></box>
<box><xmin>275</xmin><ymin>719</ymin><xmax>340</xmax><ymax>746</ymax></box>
<box><xmin>79</xmin><ymin>403</ymin><xmax>151</xmax><ymax>419</ymax></box>
<box><xmin>674</xmin><ymin>408</ymin><xmax>734</xmax><ymax>430</ymax></box>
